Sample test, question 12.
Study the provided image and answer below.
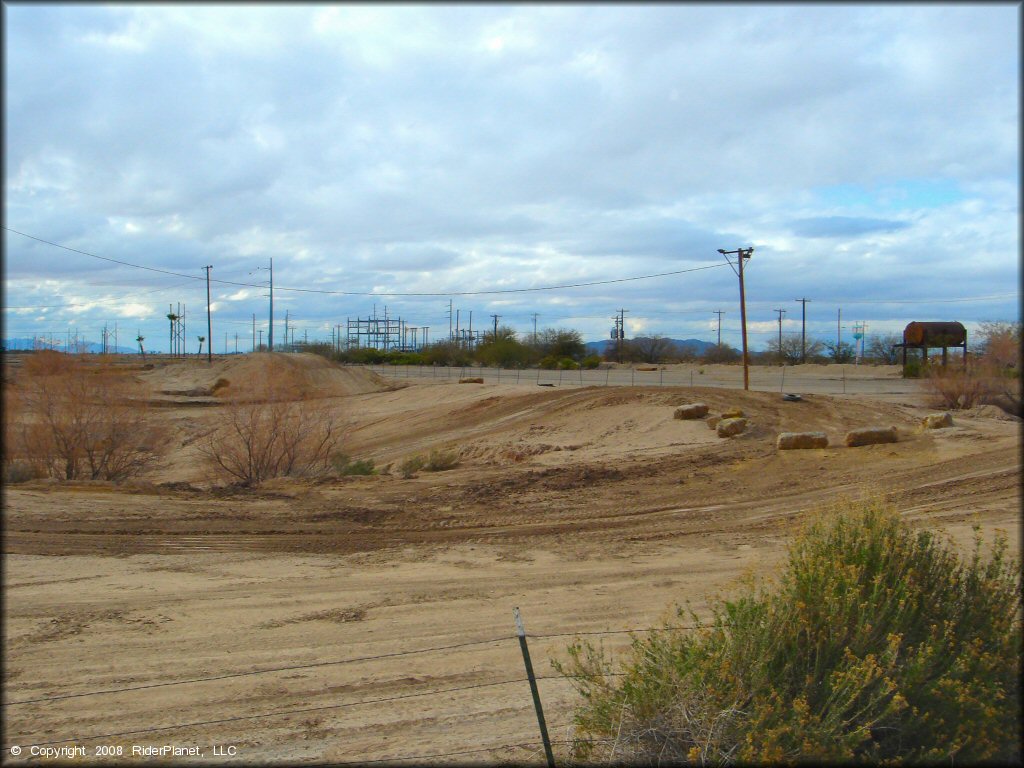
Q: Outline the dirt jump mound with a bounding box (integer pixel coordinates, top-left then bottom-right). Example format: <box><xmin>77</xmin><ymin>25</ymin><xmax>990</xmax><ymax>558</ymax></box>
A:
<box><xmin>140</xmin><ymin>352</ymin><xmax>391</xmax><ymax>402</ymax></box>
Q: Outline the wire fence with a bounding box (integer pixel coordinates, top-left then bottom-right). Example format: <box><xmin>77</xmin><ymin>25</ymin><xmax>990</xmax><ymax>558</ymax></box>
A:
<box><xmin>366</xmin><ymin>363</ymin><xmax>924</xmax><ymax>396</ymax></box>
<box><xmin>3</xmin><ymin>621</ymin><xmax>697</xmax><ymax>764</ymax></box>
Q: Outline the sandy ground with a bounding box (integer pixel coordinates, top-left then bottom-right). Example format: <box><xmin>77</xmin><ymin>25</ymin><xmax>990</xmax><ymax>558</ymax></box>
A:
<box><xmin>3</xmin><ymin>353</ymin><xmax>1020</xmax><ymax>764</ymax></box>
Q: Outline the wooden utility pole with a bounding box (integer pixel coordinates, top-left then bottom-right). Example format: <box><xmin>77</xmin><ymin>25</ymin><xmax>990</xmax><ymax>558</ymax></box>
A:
<box><xmin>774</xmin><ymin>308</ymin><xmax>786</xmax><ymax>364</ymax></box>
<box><xmin>491</xmin><ymin>314</ymin><xmax>500</xmax><ymax>341</ymax></box>
<box><xmin>616</xmin><ymin>308</ymin><xmax>627</xmax><ymax>363</ymax></box>
<box><xmin>719</xmin><ymin>248</ymin><xmax>754</xmax><ymax>390</ymax></box>
<box><xmin>795</xmin><ymin>297</ymin><xmax>810</xmax><ymax>363</ymax></box>
<box><xmin>203</xmin><ymin>265</ymin><xmax>213</xmax><ymax>364</ymax></box>
<box><xmin>837</xmin><ymin>307</ymin><xmax>842</xmax><ymax>361</ymax></box>
<box><xmin>713</xmin><ymin>310</ymin><xmax>724</xmax><ymax>348</ymax></box>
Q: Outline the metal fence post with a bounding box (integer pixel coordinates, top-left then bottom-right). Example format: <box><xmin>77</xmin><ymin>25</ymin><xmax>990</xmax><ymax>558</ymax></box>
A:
<box><xmin>514</xmin><ymin>608</ymin><xmax>555</xmax><ymax>768</ymax></box>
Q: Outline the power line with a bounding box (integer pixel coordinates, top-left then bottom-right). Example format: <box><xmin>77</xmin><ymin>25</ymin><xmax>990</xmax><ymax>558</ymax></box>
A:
<box><xmin>4</xmin><ymin>226</ymin><xmax>730</xmax><ymax>297</ymax></box>
<box><xmin>3</xmin><ymin>280</ymin><xmax>199</xmax><ymax>310</ymax></box>
<box><xmin>747</xmin><ymin>292</ymin><xmax>1018</xmax><ymax>307</ymax></box>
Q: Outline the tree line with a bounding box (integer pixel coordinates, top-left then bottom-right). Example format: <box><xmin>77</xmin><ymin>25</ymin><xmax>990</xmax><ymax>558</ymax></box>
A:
<box><xmin>303</xmin><ymin>327</ymin><xmax>912</xmax><ymax>368</ymax></box>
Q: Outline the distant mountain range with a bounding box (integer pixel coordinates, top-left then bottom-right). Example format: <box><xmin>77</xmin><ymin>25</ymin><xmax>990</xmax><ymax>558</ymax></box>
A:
<box><xmin>585</xmin><ymin>337</ymin><xmax>717</xmax><ymax>355</ymax></box>
<box><xmin>1</xmin><ymin>338</ymin><xmax>137</xmax><ymax>354</ymax></box>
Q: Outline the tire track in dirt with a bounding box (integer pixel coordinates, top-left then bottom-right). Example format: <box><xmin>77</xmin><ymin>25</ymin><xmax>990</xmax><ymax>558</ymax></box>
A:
<box><xmin>5</xmin><ymin>446</ymin><xmax>1017</xmax><ymax>556</ymax></box>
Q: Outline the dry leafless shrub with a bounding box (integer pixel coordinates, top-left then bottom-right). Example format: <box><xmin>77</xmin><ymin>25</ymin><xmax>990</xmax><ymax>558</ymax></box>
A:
<box><xmin>196</xmin><ymin>381</ymin><xmax>344</xmax><ymax>486</ymax></box>
<box><xmin>924</xmin><ymin>360</ymin><xmax>994</xmax><ymax>410</ymax></box>
<box><xmin>5</xmin><ymin>352</ymin><xmax>164</xmax><ymax>481</ymax></box>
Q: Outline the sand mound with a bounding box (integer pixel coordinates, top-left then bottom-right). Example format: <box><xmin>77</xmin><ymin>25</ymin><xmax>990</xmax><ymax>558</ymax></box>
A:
<box><xmin>139</xmin><ymin>353</ymin><xmax>392</xmax><ymax>401</ymax></box>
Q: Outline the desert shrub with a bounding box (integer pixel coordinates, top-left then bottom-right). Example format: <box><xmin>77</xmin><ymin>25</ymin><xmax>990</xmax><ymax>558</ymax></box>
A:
<box><xmin>534</xmin><ymin>328</ymin><xmax>586</xmax><ymax>361</ymax></box>
<box><xmin>558</xmin><ymin>357</ymin><xmax>579</xmax><ymax>370</ymax></box>
<box><xmin>556</xmin><ymin>499</ymin><xmax>1021</xmax><ymax>765</ymax></box>
<box><xmin>302</xmin><ymin>341</ymin><xmax>336</xmax><ymax>360</ymax></box>
<box><xmin>390</xmin><ymin>352</ymin><xmax>425</xmax><ymax>365</ymax></box>
<box><xmin>398</xmin><ymin>455</ymin><xmax>425</xmax><ymax>478</ymax></box>
<box><xmin>702</xmin><ymin>344</ymin><xmax>741</xmax><ymax>364</ymax></box>
<box><xmin>973</xmin><ymin>322</ymin><xmax>1022</xmax><ymax>416</ymax></box>
<box><xmin>331</xmin><ymin>453</ymin><xmax>376</xmax><ymax>476</ymax></box>
<box><xmin>420</xmin><ymin>341</ymin><xmax>474</xmax><ymax>367</ymax></box>
<box><xmin>902</xmin><ymin>359</ymin><xmax>922</xmax><ymax>378</ymax></box>
<box><xmin>924</xmin><ymin>360</ymin><xmax>993</xmax><ymax>409</ymax></box>
<box><xmin>582</xmin><ymin>354</ymin><xmax>602</xmax><ymax>370</ymax></box>
<box><xmin>7</xmin><ymin>355</ymin><xmax>164</xmax><ymax>481</ymax></box>
<box><xmin>345</xmin><ymin>347</ymin><xmax>389</xmax><ymax>365</ymax></box>
<box><xmin>3</xmin><ymin>459</ymin><xmax>44</xmax><ymax>484</ymax></box>
<box><xmin>976</xmin><ymin>321</ymin><xmax>1021</xmax><ymax>371</ymax></box>
<box><xmin>197</xmin><ymin>383</ymin><xmax>343</xmax><ymax>486</ymax></box>
<box><xmin>423</xmin><ymin>448</ymin><xmax>460</xmax><ymax>471</ymax></box>
<box><xmin>22</xmin><ymin>349</ymin><xmax>73</xmax><ymax>376</ymax></box>
<box><xmin>475</xmin><ymin>337</ymin><xmax>534</xmax><ymax>369</ymax></box>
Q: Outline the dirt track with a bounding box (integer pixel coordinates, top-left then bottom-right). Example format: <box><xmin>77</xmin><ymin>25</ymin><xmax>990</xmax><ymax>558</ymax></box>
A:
<box><xmin>3</xmin><ymin>354</ymin><xmax>1020</xmax><ymax>764</ymax></box>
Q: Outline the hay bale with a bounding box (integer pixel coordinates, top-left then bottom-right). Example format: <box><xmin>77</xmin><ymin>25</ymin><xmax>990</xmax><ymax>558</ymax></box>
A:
<box><xmin>706</xmin><ymin>414</ymin><xmax>722</xmax><ymax>429</ymax></box>
<box><xmin>722</xmin><ymin>407</ymin><xmax>745</xmax><ymax>419</ymax></box>
<box><xmin>674</xmin><ymin>403</ymin><xmax>709</xmax><ymax>420</ymax></box>
<box><xmin>717</xmin><ymin>417</ymin><xmax>747</xmax><ymax>437</ymax></box>
<box><xmin>845</xmin><ymin>426</ymin><xmax>898</xmax><ymax>447</ymax></box>
<box><xmin>922</xmin><ymin>412</ymin><xmax>954</xmax><ymax>429</ymax></box>
<box><xmin>459</xmin><ymin>377</ymin><xmax>484</xmax><ymax>384</ymax></box>
<box><xmin>777</xmin><ymin>431</ymin><xmax>828</xmax><ymax>450</ymax></box>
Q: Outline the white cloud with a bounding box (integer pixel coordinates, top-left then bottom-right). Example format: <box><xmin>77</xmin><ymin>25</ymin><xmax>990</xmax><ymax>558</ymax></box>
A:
<box><xmin>3</xmin><ymin>4</ymin><xmax>1018</xmax><ymax>352</ymax></box>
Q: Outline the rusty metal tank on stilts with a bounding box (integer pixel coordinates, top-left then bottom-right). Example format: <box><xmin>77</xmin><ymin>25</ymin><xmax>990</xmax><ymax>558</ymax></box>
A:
<box><xmin>894</xmin><ymin>321</ymin><xmax>967</xmax><ymax>372</ymax></box>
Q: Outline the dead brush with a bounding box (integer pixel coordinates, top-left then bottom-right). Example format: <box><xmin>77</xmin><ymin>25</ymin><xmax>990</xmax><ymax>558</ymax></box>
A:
<box><xmin>924</xmin><ymin>360</ymin><xmax>994</xmax><ymax>409</ymax></box>
<box><xmin>197</xmin><ymin>379</ymin><xmax>344</xmax><ymax>486</ymax></box>
<box><xmin>5</xmin><ymin>352</ymin><xmax>165</xmax><ymax>481</ymax></box>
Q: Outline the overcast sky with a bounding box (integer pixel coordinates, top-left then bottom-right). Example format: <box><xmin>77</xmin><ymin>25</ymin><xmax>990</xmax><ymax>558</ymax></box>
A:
<box><xmin>3</xmin><ymin>3</ymin><xmax>1019</xmax><ymax>353</ymax></box>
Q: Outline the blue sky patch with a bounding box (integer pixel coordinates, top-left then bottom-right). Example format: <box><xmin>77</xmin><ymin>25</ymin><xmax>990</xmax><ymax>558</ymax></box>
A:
<box><xmin>815</xmin><ymin>179</ymin><xmax>966</xmax><ymax>212</ymax></box>
<box><xmin>789</xmin><ymin>216</ymin><xmax>911</xmax><ymax>238</ymax></box>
